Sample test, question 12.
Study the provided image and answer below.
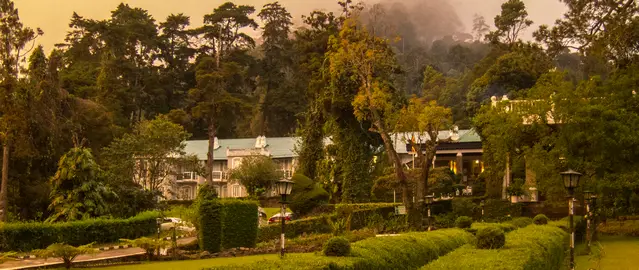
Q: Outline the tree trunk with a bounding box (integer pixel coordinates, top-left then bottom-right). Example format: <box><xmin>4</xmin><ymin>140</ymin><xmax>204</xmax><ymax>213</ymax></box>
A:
<box><xmin>0</xmin><ymin>140</ymin><xmax>9</xmax><ymax>222</ymax></box>
<box><xmin>374</xmin><ymin>120</ymin><xmax>409</xmax><ymax>206</ymax></box>
<box><xmin>206</xmin><ymin>117</ymin><xmax>215</xmax><ymax>185</ymax></box>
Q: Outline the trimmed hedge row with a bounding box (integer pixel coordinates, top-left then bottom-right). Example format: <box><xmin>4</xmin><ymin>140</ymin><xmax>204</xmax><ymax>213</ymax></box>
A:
<box><xmin>469</xmin><ymin>222</ymin><xmax>517</xmax><ymax>233</ymax></box>
<box><xmin>199</xmin><ymin>199</ymin><xmax>259</xmax><ymax>252</ymax></box>
<box><xmin>220</xmin><ymin>200</ymin><xmax>258</xmax><ymax>249</ymax></box>
<box><xmin>209</xmin><ymin>229</ymin><xmax>474</xmax><ymax>270</ymax></box>
<box><xmin>0</xmin><ymin>211</ymin><xmax>160</xmax><ymax>252</ymax></box>
<box><xmin>423</xmin><ymin>225</ymin><xmax>568</xmax><ymax>270</ymax></box>
<box><xmin>199</xmin><ymin>199</ymin><xmax>223</xmax><ymax>253</ymax></box>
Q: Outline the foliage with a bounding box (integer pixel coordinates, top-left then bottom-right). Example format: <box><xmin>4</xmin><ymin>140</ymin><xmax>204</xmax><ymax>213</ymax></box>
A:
<box><xmin>482</xmin><ymin>199</ymin><xmax>522</xmax><ymax>222</ymax></box>
<box><xmin>486</xmin><ymin>0</ymin><xmax>533</xmax><ymax>44</ymax></box>
<box><xmin>423</xmin><ymin>225</ymin><xmax>568</xmax><ymax>270</ymax></box>
<box><xmin>323</xmin><ymin>236</ymin><xmax>350</xmax><ymax>257</ymax></box>
<box><xmin>198</xmin><ymin>199</ymin><xmax>222</xmax><ymax>253</ymax></box>
<box><xmin>471</xmin><ymin>222</ymin><xmax>517</xmax><ymax>234</ymax></box>
<box><xmin>328</xmin><ymin>216</ymin><xmax>350</xmax><ymax>236</ymax></box>
<box><xmin>101</xmin><ymin>115</ymin><xmax>198</xmax><ymax>195</ymax></box>
<box><xmin>533</xmin><ymin>214</ymin><xmax>549</xmax><ymax>225</ymax></box>
<box><xmin>47</xmin><ymin>146</ymin><xmax>113</xmax><ymax>222</ymax></box>
<box><xmin>220</xmin><ymin>200</ymin><xmax>258</xmax><ymax>249</ymax></box>
<box><xmin>33</xmin><ymin>243</ymin><xmax>97</xmax><ymax>269</ymax></box>
<box><xmin>452</xmin><ymin>198</ymin><xmax>477</xmax><ymax>218</ymax></box>
<box><xmin>508</xmin><ymin>217</ymin><xmax>533</xmax><ymax>228</ymax></box>
<box><xmin>120</xmin><ymin>237</ymin><xmax>170</xmax><ymax>260</ymax></box>
<box><xmin>506</xmin><ymin>178</ymin><xmax>525</xmax><ymax>197</ymax></box>
<box><xmin>455</xmin><ymin>216</ymin><xmax>473</xmax><ymax>229</ymax></box>
<box><xmin>0</xmin><ymin>211</ymin><xmax>159</xmax><ymax>251</ymax></box>
<box><xmin>289</xmin><ymin>174</ymin><xmax>329</xmax><ymax>216</ymax></box>
<box><xmin>229</xmin><ymin>156</ymin><xmax>280</xmax><ymax>198</ymax></box>
<box><xmin>476</xmin><ymin>227</ymin><xmax>505</xmax><ymax>249</ymax></box>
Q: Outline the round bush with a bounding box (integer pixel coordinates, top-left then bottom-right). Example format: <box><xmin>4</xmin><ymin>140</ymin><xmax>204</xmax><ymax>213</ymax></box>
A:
<box><xmin>533</xmin><ymin>214</ymin><xmax>549</xmax><ymax>225</ymax></box>
<box><xmin>323</xmin><ymin>236</ymin><xmax>351</xmax><ymax>257</ymax></box>
<box><xmin>455</xmin><ymin>216</ymin><xmax>473</xmax><ymax>229</ymax></box>
<box><xmin>510</xmin><ymin>217</ymin><xmax>533</xmax><ymax>228</ymax></box>
<box><xmin>476</xmin><ymin>227</ymin><xmax>505</xmax><ymax>249</ymax></box>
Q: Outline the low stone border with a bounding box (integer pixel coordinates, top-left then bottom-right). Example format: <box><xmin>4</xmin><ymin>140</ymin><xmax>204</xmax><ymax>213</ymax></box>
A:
<box><xmin>17</xmin><ymin>235</ymin><xmax>191</xmax><ymax>259</ymax></box>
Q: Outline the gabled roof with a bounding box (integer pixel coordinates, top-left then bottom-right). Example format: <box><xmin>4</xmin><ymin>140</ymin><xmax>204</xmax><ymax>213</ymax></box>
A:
<box><xmin>183</xmin><ymin>129</ymin><xmax>481</xmax><ymax>160</ymax></box>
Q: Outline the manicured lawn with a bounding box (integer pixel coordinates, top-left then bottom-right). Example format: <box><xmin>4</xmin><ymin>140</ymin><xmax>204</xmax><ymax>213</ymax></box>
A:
<box><xmin>576</xmin><ymin>235</ymin><xmax>639</xmax><ymax>270</ymax></box>
<box><xmin>86</xmin><ymin>254</ymin><xmax>284</xmax><ymax>270</ymax></box>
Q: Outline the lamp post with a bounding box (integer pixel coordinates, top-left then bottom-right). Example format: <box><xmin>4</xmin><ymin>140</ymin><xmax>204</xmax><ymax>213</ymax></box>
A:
<box><xmin>584</xmin><ymin>191</ymin><xmax>597</xmax><ymax>253</ymax></box>
<box><xmin>561</xmin><ymin>169</ymin><xmax>582</xmax><ymax>270</ymax></box>
<box><xmin>426</xmin><ymin>195</ymin><xmax>434</xmax><ymax>231</ymax></box>
<box><xmin>480</xmin><ymin>200</ymin><xmax>485</xmax><ymax>222</ymax></box>
<box><xmin>276</xmin><ymin>179</ymin><xmax>294</xmax><ymax>258</ymax></box>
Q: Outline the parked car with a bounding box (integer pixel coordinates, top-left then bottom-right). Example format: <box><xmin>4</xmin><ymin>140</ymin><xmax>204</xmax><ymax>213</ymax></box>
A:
<box><xmin>268</xmin><ymin>212</ymin><xmax>293</xmax><ymax>224</ymax></box>
<box><xmin>258</xmin><ymin>207</ymin><xmax>267</xmax><ymax>219</ymax></box>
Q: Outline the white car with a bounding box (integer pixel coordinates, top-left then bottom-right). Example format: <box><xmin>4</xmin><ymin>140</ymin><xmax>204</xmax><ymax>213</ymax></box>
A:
<box><xmin>161</xmin><ymin>217</ymin><xmax>195</xmax><ymax>232</ymax></box>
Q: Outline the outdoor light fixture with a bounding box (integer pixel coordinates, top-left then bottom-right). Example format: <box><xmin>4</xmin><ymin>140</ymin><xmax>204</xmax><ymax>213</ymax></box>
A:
<box><xmin>276</xmin><ymin>179</ymin><xmax>294</xmax><ymax>258</ymax></box>
<box><xmin>560</xmin><ymin>169</ymin><xmax>581</xmax><ymax>270</ymax></box>
<box><xmin>584</xmin><ymin>191</ymin><xmax>597</xmax><ymax>253</ymax></box>
<box><xmin>425</xmin><ymin>195</ymin><xmax>434</xmax><ymax>231</ymax></box>
<box><xmin>561</xmin><ymin>169</ymin><xmax>582</xmax><ymax>195</ymax></box>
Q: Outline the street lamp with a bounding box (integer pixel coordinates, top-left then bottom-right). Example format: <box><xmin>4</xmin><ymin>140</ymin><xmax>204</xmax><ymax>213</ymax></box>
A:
<box><xmin>425</xmin><ymin>195</ymin><xmax>434</xmax><ymax>231</ymax></box>
<box><xmin>276</xmin><ymin>179</ymin><xmax>294</xmax><ymax>258</ymax></box>
<box><xmin>480</xmin><ymin>200</ymin><xmax>485</xmax><ymax>222</ymax></box>
<box><xmin>561</xmin><ymin>169</ymin><xmax>582</xmax><ymax>270</ymax></box>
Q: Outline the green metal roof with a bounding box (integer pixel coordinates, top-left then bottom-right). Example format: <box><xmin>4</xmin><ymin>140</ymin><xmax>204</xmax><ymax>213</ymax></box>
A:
<box><xmin>184</xmin><ymin>130</ymin><xmax>481</xmax><ymax>160</ymax></box>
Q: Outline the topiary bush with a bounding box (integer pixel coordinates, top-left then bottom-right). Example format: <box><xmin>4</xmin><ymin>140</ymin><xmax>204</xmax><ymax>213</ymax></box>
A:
<box><xmin>220</xmin><ymin>200</ymin><xmax>259</xmax><ymax>249</ymax></box>
<box><xmin>452</xmin><ymin>198</ymin><xmax>477</xmax><ymax>218</ymax></box>
<box><xmin>323</xmin><ymin>236</ymin><xmax>350</xmax><ymax>257</ymax></box>
<box><xmin>476</xmin><ymin>227</ymin><xmax>505</xmax><ymax>249</ymax></box>
<box><xmin>198</xmin><ymin>199</ymin><xmax>222</xmax><ymax>253</ymax></box>
<box><xmin>510</xmin><ymin>217</ymin><xmax>533</xmax><ymax>228</ymax></box>
<box><xmin>289</xmin><ymin>174</ymin><xmax>329</xmax><ymax>217</ymax></box>
<box><xmin>455</xmin><ymin>216</ymin><xmax>473</xmax><ymax>229</ymax></box>
<box><xmin>533</xmin><ymin>214</ymin><xmax>549</xmax><ymax>225</ymax></box>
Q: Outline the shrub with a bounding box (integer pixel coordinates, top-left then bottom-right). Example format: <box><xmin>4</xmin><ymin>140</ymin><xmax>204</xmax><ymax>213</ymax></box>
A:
<box><xmin>323</xmin><ymin>236</ymin><xmax>350</xmax><ymax>257</ymax></box>
<box><xmin>423</xmin><ymin>225</ymin><xmax>568</xmax><ymax>270</ymax></box>
<box><xmin>198</xmin><ymin>199</ymin><xmax>222</xmax><ymax>253</ymax></box>
<box><xmin>476</xmin><ymin>227</ymin><xmax>505</xmax><ymax>249</ymax></box>
<box><xmin>452</xmin><ymin>198</ymin><xmax>477</xmax><ymax>218</ymax></box>
<box><xmin>221</xmin><ymin>200</ymin><xmax>258</xmax><ymax>249</ymax></box>
<box><xmin>34</xmin><ymin>243</ymin><xmax>97</xmax><ymax>269</ymax></box>
<box><xmin>209</xmin><ymin>229</ymin><xmax>474</xmax><ymax>270</ymax></box>
<box><xmin>455</xmin><ymin>216</ymin><xmax>473</xmax><ymax>229</ymax></box>
<box><xmin>471</xmin><ymin>222</ymin><xmax>517</xmax><ymax>233</ymax></box>
<box><xmin>346</xmin><ymin>229</ymin><xmax>474</xmax><ymax>269</ymax></box>
<box><xmin>289</xmin><ymin>174</ymin><xmax>329</xmax><ymax>216</ymax></box>
<box><xmin>483</xmin><ymin>199</ymin><xmax>522</xmax><ymax>221</ymax></box>
<box><xmin>257</xmin><ymin>215</ymin><xmax>331</xmax><ymax>243</ymax></box>
<box><xmin>533</xmin><ymin>214</ymin><xmax>549</xmax><ymax>225</ymax></box>
<box><xmin>434</xmin><ymin>213</ymin><xmax>456</xmax><ymax>229</ymax></box>
<box><xmin>597</xmin><ymin>220</ymin><xmax>639</xmax><ymax>236</ymax></box>
<box><xmin>0</xmin><ymin>211</ymin><xmax>160</xmax><ymax>252</ymax></box>
<box><xmin>509</xmin><ymin>217</ymin><xmax>533</xmax><ymax>228</ymax></box>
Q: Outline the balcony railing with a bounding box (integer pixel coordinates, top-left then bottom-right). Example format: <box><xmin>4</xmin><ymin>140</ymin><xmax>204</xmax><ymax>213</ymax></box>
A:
<box><xmin>212</xmin><ymin>171</ymin><xmax>230</xmax><ymax>181</ymax></box>
<box><xmin>176</xmin><ymin>172</ymin><xmax>197</xmax><ymax>181</ymax></box>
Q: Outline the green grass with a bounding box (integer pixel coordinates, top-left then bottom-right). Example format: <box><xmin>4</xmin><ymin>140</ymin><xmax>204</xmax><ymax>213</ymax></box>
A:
<box><xmin>576</xmin><ymin>235</ymin><xmax>639</xmax><ymax>270</ymax></box>
<box><xmin>85</xmin><ymin>254</ymin><xmax>284</xmax><ymax>270</ymax></box>
<box><xmin>263</xmin><ymin>207</ymin><xmax>291</xmax><ymax>219</ymax></box>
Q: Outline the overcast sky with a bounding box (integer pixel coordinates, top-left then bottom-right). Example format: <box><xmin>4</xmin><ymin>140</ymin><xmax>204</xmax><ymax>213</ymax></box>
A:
<box><xmin>16</xmin><ymin>0</ymin><xmax>567</xmax><ymax>52</ymax></box>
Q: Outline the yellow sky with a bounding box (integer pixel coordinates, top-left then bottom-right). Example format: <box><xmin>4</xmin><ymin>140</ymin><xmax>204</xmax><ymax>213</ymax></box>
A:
<box><xmin>16</xmin><ymin>0</ymin><xmax>566</xmax><ymax>52</ymax></box>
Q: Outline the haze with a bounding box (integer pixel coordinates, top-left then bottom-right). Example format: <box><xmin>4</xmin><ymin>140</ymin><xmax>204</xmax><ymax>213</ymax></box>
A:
<box><xmin>16</xmin><ymin>0</ymin><xmax>566</xmax><ymax>52</ymax></box>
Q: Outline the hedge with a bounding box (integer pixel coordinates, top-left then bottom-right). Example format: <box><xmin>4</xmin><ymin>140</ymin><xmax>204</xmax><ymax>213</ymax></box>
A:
<box><xmin>220</xmin><ymin>200</ymin><xmax>258</xmax><ymax>249</ymax></box>
<box><xmin>209</xmin><ymin>229</ymin><xmax>474</xmax><ymax>270</ymax></box>
<box><xmin>597</xmin><ymin>220</ymin><xmax>639</xmax><ymax>236</ymax></box>
<box><xmin>483</xmin><ymin>199</ymin><xmax>522</xmax><ymax>221</ymax></box>
<box><xmin>0</xmin><ymin>211</ymin><xmax>160</xmax><ymax>252</ymax></box>
<box><xmin>257</xmin><ymin>204</ymin><xmax>400</xmax><ymax>242</ymax></box>
<box><xmin>423</xmin><ymin>225</ymin><xmax>568</xmax><ymax>270</ymax></box>
<box><xmin>199</xmin><ymin>199</ymin><xmax>223</xmax><ymax>253</ymax></box>
<box><xmin>469</xmin><ymin>222</ymin><xmax>517</xmax><ymax>233</ymax></box>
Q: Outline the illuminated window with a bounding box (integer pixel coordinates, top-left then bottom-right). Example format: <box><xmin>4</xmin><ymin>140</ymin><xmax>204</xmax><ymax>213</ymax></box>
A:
<box><xmin>449</xmin><ymin>160</ymin><xmax>458</xmax><ymax>174</ymax></box>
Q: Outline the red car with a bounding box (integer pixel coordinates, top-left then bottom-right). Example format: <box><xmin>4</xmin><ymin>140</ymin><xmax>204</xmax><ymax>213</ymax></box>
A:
<box><xmin>268</xmin><ymin>212</ymin><xmax>293</xmax><ymax>224</ymax></box>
